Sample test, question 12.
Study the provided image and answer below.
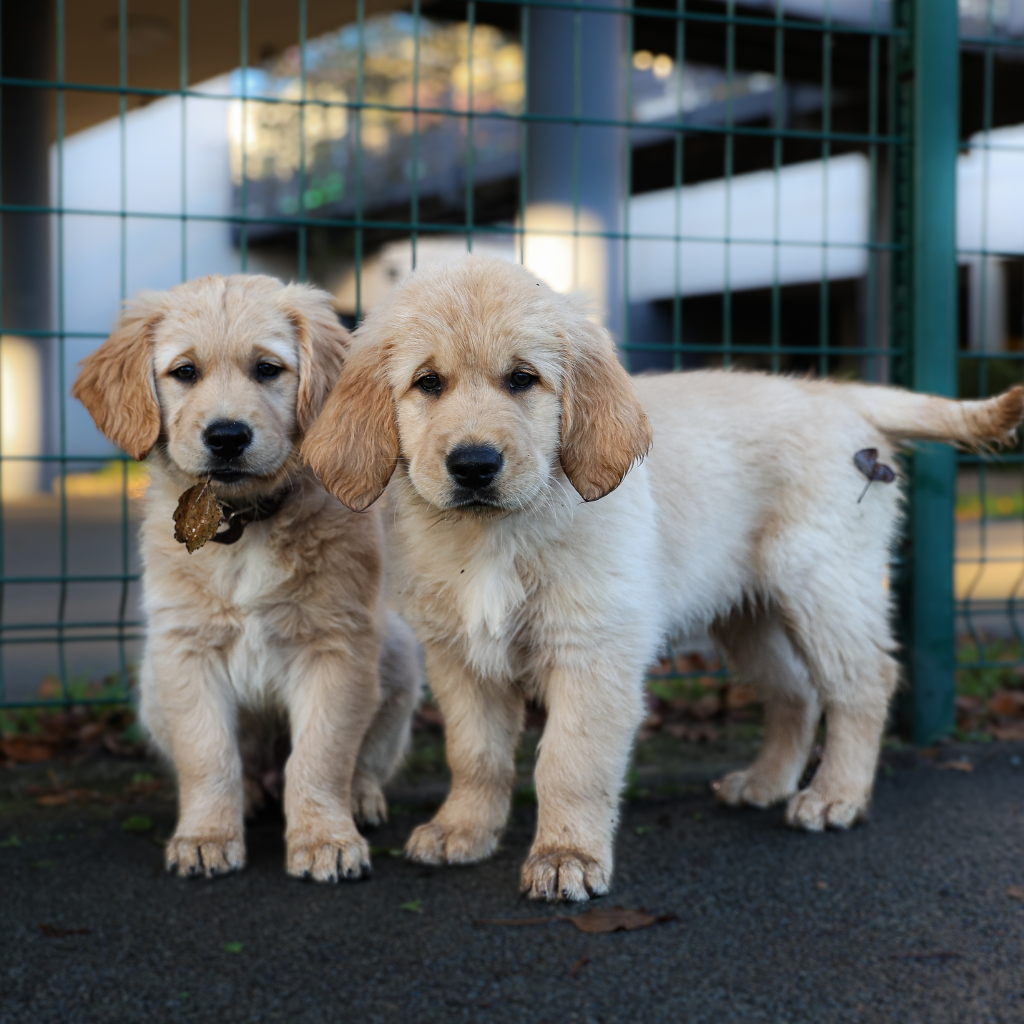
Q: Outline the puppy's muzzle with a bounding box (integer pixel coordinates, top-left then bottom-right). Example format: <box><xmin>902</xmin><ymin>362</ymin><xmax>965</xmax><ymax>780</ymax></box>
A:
<box><xmin>446</xmin><ymin>444</ymin><xmax>503</xmax><ymax>492</ymax></box>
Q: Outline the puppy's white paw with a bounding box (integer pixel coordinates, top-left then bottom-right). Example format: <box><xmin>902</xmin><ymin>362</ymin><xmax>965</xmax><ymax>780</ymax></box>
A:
<box><xmin>286</xmin><ymin>833</ymin><xmax>371</xmax><ymax>882</ymax></box>
<box><xmin>352</xmin><ymin>776</ymin><xmax>388</xmax><ymax>828</ymax></box>
<box><xmin>166</xmin><ymin>835</ymin><xmax>245</xmax><ymax>879</ymax></box>
<box><xmin>520</xmin><ymin>848</ymin><xmax>610</xmax><ymax>903</ymax></box>
<box><xmin>785</xmin><ymin>788</ymin><xmax>866</xmax><ymax>832</ymax></box>
<box><xmin>405</xmin><ymin>818</ymin><xmax>499</xmax><ymax>865</ymax></box>
<box><xmin>713</xmin><ymin>767</ymin><xmax>795</xmax><ymax>809</ymax></box>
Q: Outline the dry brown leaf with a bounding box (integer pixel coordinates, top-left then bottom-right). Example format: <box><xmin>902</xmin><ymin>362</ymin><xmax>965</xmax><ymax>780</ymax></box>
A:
<box><xmin>936</xmin><ymin>760</ymin><xmax>974</xmax><ymax>772</ymax></box>
<box><xmin>989</xmin><ymin>691</ymin><xmax>1024</xmax><ymax>718</ymax></box>
<box><xmin>991</xmin><ymin>723</ymin><xmax>1024</xmax><ymax>742</ymax></box>
<box><xmin>173</xmin><ymin>481</ymin><xmax>223</xmax><ymax>553</ymax></box>
<box><xmin>39</xmin><ymin>923</ymin><xmax>91</xmax><ymax>938</ymax></box>
<box><xmin>1006</xmin><ymin>885</ymin><xmax>1024</xmax><ymax>902</ymax></box>
<box><xmin>475</xmin><ymin>907</ymin><xmax>677</xmax><ymax>934</ymax></box>
<box><xmin>35</xmin><ymin>793</ymin><xmax>70</xmax><ymax>808</ymax></box>
<box><xmin>0</xmin><ymin>737</ymin><xmax>54</xmax><ymax>763</ymax></box>
<box><xmin>566</xmin><ymin>906</ymin><xmax>677</xmax><ymax>934</ymax></box>
<box><xmin>569</xmin><ymin>956</ymin><xmax>591</xmax><ymax>978</ymax></box>
<box><xmin>726</xmin><ymin>684</ymin><xmax>758</xmax><ymax>710</ymax></box>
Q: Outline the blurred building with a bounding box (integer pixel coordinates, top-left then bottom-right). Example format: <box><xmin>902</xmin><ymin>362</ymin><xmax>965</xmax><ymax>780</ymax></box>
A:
<box><xmin>2</xmin><ymin>0</ymin><xmax>1023</xmax><ymax>470</ymax></box>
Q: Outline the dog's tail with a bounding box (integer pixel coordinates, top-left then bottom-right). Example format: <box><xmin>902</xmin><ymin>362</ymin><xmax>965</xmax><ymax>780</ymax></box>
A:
<box><xmin>848</xmin><ymin>383</ymin><xmax>1024</xmax><ymax>448</ymax></box>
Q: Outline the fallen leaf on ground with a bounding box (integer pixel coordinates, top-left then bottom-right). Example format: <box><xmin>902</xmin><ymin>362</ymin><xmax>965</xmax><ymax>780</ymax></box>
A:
<box><xmin>121</xmin><ymin>815</ymin><xmax>154</xmax><ymax>833</ymax></box>
<box><xmin>1005</xmin><ymin>885</ymin><xmax>1024</xmax><ymax>902</ymax></box>
<box><xmin>173</xmin><ymin>481</ymin><xmax>223</xmax><ymax>553</ymax></box>
<box><xmin>224</xmin><ymin>942</ymin><xmax>243</xmax><ymax>953</ymax></box>
<box><xmin>0</xmin><ymin>738</ymin><xmax>54</xmax><ymax>763</ymax></box>
<box><xmin>370</xmin><ymin>846</ymin><xmax>404</xmax><ymax>857</ymax></box>
<box><xmin>991</xmin><ymin>723</ymin><xmax>1024</xmax><ymax>742</ymax></box>
<box><xmin>816</xmin><ymin>881</ymin><xmax>828</xmax><ymax>890</ymax></box>
<box><xmin>635</xmin><ymin>826</ymin><xmax>652</xmax><ymax>836</ymax></box>
<box><xmin>568</xmin><ymin>906</ymin><xmax>677</xmax><ymax>934</ymax></box>
<box><xmin>39</xmin><ymin>923</ymin><xmax>91</xmax><ymax>938</ymax></box>
<box><xmin>725</xmin><ymin>685</ymin><xmax>758</xmax><ymax>710</ymax></box>
<box><xmin>569</xmin><ymin>956</ymin><xmax>591</xmax><ymax>978</ymax></box>
<box><xmin>989</xmin><ymin>691</ymin><xmax>1024</xmax><ymax>717</ymax></box>
<box><xmin>400</xmin><ymin>900</ymin><xmax>423</xmax><ymax>914</ymax></box>
<box><xmin>935</xmin><ymin>760</ymin><xmax>974</xmax><ymax>772</ymax></box>
<box><xmin>29</xmin><ymin>787</ymin><xmax>114</xmax><ymax>807</ymax></box>
<box><xmin>475</xmin><ymin>906</ymin><xmax>677</xmax><ymax>933</ymax></box>
<box><xmin>0</xmin><ymin>835</ymin><xmax>21</xmax><ymax>848</ymax></box>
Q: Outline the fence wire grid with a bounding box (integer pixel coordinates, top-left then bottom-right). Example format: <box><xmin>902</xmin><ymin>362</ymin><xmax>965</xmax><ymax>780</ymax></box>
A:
<box><xmin>0</xmin><ymin>0</ymin><xmax>1018</xmax><ymax>743</ymax></box>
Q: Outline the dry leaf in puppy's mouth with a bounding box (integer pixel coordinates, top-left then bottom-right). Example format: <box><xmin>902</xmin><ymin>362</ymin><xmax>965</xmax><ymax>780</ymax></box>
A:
<box><xmin>173</xmin><ymin>481</ymin><xmax>223</xmax><ymax>553</ymax></box>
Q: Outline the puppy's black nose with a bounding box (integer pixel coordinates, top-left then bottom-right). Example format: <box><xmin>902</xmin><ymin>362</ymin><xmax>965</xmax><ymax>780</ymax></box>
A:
<box><xmin>204</xmin><ymin>420</ymin><xmax>252</xmax><ymax>461</ymax></box>
<box><xmin>446</xmin><ymin>444</ymin><xmax>503</xmax><ymax>490</ymax></box>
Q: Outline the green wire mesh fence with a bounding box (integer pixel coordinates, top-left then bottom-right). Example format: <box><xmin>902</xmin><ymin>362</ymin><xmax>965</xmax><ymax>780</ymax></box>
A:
<box><xmin>0</xmin><ymin>0</ymin><xmax>1016</xmax><ymax>744</ymax></box>
<box><xmin>954</xmin><ymin>5</ymin><xmax>1024</xmax><ymax>700</ymax></box>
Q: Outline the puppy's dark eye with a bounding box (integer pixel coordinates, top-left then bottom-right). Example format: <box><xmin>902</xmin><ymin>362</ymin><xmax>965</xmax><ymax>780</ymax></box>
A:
<box><xmin>256</xmin><ymin>361</ymin><xmax>282</xmax><ymax>380</ymax></box>
<box><xmin>170</xmin><ymin>364</ymin><xmax>197</xmax><ymax>382</ymax></box>
<box><xmin>509</xmin><ymin>370</ymin><xmax>537</xmax><ymax>391</ymax></box>
<box><xmin>417</xmin><ymin>373</ymin><xmax>442</xmax><ymax>394</ymax></box>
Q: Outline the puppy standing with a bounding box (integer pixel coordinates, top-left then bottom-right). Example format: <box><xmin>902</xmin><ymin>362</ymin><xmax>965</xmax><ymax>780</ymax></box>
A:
<box><xmin>74</xmin><ymin>274</ymin><xmax>420</xmax><ymax>881</ymax></box>
<box><xmin>304</xmin><ymin>256</ymin><xmax>1023</xmax><ymax>901</ymax></box>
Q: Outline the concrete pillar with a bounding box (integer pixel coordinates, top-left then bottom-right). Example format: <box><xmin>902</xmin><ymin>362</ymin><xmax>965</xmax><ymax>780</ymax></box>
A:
<box><xmin>525</xmin><ymin>0</ymin><xmax>626</xmax><ymax>344</ymax></box>
<box><xmin>1</xmin><ymin>2</ymin><xmax>52</xmax><ymax>493</ymax></box>
<box><xmin>968</xmin><ymin>255</ymin><xmax>1007</xmax><ymax>352</ymax></box>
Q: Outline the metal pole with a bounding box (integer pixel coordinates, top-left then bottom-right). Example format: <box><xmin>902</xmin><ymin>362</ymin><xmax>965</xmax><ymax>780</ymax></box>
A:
<box><xmin>907</xmin><ymin>0</ymin><xmax>960</xmax><ymax>744</ymax></box>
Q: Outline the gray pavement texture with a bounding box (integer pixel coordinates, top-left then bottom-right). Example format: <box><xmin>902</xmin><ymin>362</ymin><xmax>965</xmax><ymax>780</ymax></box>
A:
<box><xmin>3</xmin><ymin>744</ymin><xmax>1024</xmax><ymax>1024</ymax></box>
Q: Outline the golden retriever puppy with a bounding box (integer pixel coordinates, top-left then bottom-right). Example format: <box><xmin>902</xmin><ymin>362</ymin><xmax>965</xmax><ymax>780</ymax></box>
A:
<box><xmin>303</xmin><ymin>256</ymin><xmax>1023</xmax><ymax>901</ymax></box>
<box><xmin>73</xmin><ymin>274</ymin><xmax>420</xmax><ymax>882</ymax></box>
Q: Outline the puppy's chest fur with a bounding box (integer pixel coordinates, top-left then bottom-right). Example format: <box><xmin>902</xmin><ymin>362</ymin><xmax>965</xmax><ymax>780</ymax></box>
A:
<box><xmin>142</xmin><ymin>475</ymin><xmax>380</xmax><ymax>699</ymax></box>
<box><xmin>391</xmin><ymin>501</ymin><xmax>580</xmax><ymax>682</ymax></box>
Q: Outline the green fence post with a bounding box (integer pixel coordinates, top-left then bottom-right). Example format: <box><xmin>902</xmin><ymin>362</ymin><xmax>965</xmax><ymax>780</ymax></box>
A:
<box><xmin>907</xmin><ymin>0</ymin><xmax>960</xmax><ymax>745</ymax></box>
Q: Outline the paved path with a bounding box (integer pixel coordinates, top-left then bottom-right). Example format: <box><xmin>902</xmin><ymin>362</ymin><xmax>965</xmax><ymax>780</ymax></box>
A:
<box><xmin>2</xmin><ymin>743</ymin><xmax>1024</xmax><ymax>1023</ymax></box>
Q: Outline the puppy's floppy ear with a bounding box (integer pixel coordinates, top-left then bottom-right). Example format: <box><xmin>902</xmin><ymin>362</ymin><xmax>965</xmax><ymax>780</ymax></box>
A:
<box><xmin>277</xmin><ymin>283</ymin><xmax>351</xmax><ymax>433</ymax></box>
<box><xmin>301</xmin><ymin>334</ymin><xmax>399</xmax><ymax>512</ymax></box>
<box><xmin>559</xmin><ymin>317</ymin><xmax>653</xmax><ymax>501</ymax></box>
<box><xmin>71</xmin><ymin>298</ymin><xmax>163</xmax><ymax>461</ymax></box>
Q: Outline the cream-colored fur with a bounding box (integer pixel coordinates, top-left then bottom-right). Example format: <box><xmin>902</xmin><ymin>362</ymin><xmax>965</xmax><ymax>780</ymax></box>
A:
<box><xmin>73</xmin><ymin>274</ymin><xmax>420</xmax><ymax>882</ymax></box>
<box><xmin>303</xmin><ymin>256</ymin><xmax>1023</xmax><ymax>901</ymax></box>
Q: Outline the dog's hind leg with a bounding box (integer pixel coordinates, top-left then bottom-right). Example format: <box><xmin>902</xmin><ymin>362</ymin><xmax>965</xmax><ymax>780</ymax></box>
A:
<box><xmin>711</xmin><ymin>604</ymin><xmax>821</xmax><ymax>809</ymax></box>
<box><xmin>775</xmin><ymin>585</ymin><xmax>899</xmax><ymax>832</ymax></box>
<box><xmin>352</xmin><ymin>611</ymin><xmax>423</xmax><ymax>827</ymax></box>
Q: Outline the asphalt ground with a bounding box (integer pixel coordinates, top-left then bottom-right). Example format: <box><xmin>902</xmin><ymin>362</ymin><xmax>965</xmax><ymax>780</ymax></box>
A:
<box><xmin>2</xmin><ymin>741</ymin><xmax>1024</xmax><ymax>1024</ymax></box>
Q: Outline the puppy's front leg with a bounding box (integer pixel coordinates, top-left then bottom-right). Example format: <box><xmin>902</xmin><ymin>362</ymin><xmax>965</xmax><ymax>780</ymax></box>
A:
<box><xmin>157</xmin><ymin>647</ymin><xmax>245</xmax><ymax>879</ymax></box>
<box><xmin>284</xmin><ymin>649</ymin><xmax>377</xmax><ymax>882</ymax></box>
<box><xmin>522</xmin><ymin>661</ymin><xmax>646</xmax><ymax>902</ymax></box>
<box><xmin>405</xmin><ymin>645</ymin><xmax>523</xmax><ymax>865</ymax></box>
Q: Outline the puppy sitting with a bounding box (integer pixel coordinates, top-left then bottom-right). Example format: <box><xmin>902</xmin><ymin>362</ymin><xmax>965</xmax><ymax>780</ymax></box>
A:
<box><xmin>304</xmin><ymin>255</ymin><xmax>1023</xmax><ymax>902</ymax></box>
<box><xmin>73</xmin><ymin>274</ymin><xmax>420</xmax><ymax>882</ymax></box>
